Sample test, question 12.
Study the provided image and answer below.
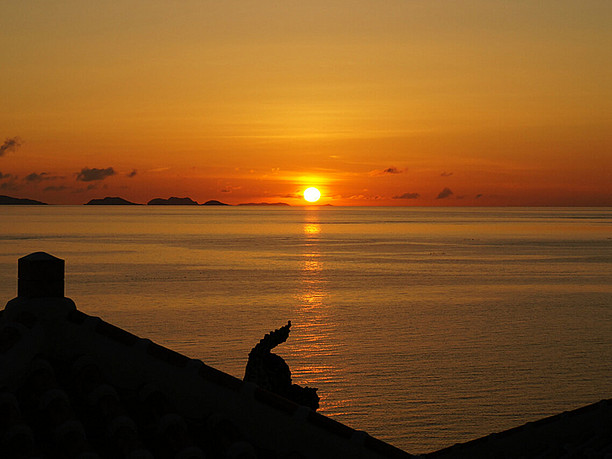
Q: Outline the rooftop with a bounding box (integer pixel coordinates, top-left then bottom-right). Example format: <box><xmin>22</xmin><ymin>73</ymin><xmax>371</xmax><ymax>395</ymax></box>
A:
<box><xmin>1</xmin><ymin>252</ymin><xmax>412</xmax><ymax>459</ymax></box>
<box><xmin>2</xmin><ymin>252</ymin><xmax>610</xmax><ymax>458</ymax></box>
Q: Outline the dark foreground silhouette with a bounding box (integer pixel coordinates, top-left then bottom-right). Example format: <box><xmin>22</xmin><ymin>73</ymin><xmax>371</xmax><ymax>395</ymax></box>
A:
<box><xmin>244</xmin><ymin>321</ymin><xmax>320</xmax><ymax>411</ymax></box>
<box><xmin>2</xmin><ymin>253</ymin><xmax>413</xmax><ymax>458</ymax></box>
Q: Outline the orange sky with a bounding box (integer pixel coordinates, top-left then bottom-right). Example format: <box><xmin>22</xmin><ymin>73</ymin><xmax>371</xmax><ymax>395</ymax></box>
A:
<box><xmin>1</xmin><ymin>1</ymin><xmax>610</xmax><ymax>206</ymax></box>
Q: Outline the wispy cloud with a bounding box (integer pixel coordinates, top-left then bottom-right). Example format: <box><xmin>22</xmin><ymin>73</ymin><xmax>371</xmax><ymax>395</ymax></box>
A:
<box><xmin>0</xmin><ymin>178</ymin><xmax>20</xmax><ymax>191</ymax></box>
<box><xmin>436</xmin><ymin>187</ymin><xmax>454</xmax><ymax>199</ymax></box>
<box><xmin>369</xmin><ymin>166</ymin><xmax>404</xmax><ymax>176</ymax></box>
<box><xmin>475</xmin><ymin>193</ymin><xmax>483</xmax><ymax>199</ymax></box>
<box><xmin>0</xmin><ymin>171</ymin><xmax>13</xmax><ymax>180</ymax></box>
<box><xmin>44</xmin><ymin>185</ymin><xmax>68</xmax><ymax>192</ymax></box>
<box><xmin>347</xmin><ymin>194</ymin><xmax>384</xmax><ymax>201</ymax></box>
<box><xmin>24</xmin><ymin>172</ymin><xmax>47</xmax><ymax>183</ymax></box>
<box><xmin>440</xmin><ymin>171</ymin><xmax>453</xmax><ymax>177</ymax></box>
<box><xmin>76</xmin><ymin>167</ymin><xmax>116</xmax><ymax>182</ymax></box>
<box><xmin>24</xmin><ymin>172</ymin><xmax>62</xmax><ymax>183</ymax></box>
<box><xmin>127</xmin><ymin>169</ymin><xmax>138</xmax><ymax>178</ymax></box>
<box><xmin>0</xmin><ymin>137</ymin><xmax>22</xmax><ymax>157</ymax></box>
<box><xmin>393</xmin><ymin>192</ymin><xmax>420</xmax><ymax>199</ymax></box>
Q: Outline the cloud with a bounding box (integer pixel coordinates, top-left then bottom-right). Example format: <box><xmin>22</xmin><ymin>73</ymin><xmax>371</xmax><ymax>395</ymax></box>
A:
<box><xmin>0</xmin><ymin>178</ymin><xmax>20</xmax><ymax>191</ymax></box>
<box><xmin>475</xmin><ymin>193</ymin><xmax>483</xmax><ymax>199</ymax></box>
<box><xmin>441</xmin><ymin>171</ymin><xmax>453</xmax><ymax>177</ymax></box>
<box><xmin>436</xmin><ymin>187</ymin><xmax>454</xmax><ymax>199</ymax></box>
<box><xmin>221</xmin><ymin>185</ymin><xmax>241</xmax><ymax>193</ymax></box>
<box><xmin>147</xmin><ymin>167</ymin><xmax>170</xmax><ymax>173</ymax></box>
<box><xmin>127</xmin><ymin>169</ymin><xmax>138</xmax><ymax>178</ymax></box>
<box><xmin>44</xmin><ymin>185</ymin><xmax>68</xmax><ymax>192</ymax></box>
<box><xmin>0</xmin><ymin>171</ymin><xmax>12</xmax><ymax>180</ymax></box>
<box><xmin>76</xmin><ymin>167</ymin><xmax>116</xmax><ymax>182</ymax></box>
<box><xmin>24</xmin><ymin>172</ymin><xmax>62</xmax><ymax>183</ymax></box>
<box><xmin>369</xmin><ymin>166</ymin><xmax>404</xmax><ymax>176</ymax></box>
<box><xmin>0</xmin><ymin>137</ymin><xmax>22</xmax><ymax>157</ymax></box>
<box><xmin>24</xmin><ymin>172</ymin><xmax>47</xmax><ymax>183</ymax></box>
<box><xmin>393</xmin><ymin>192</ymin><xmax>420</xmax><ymax>199</ymax></box>
<box><xmin>347</xmin><ymin>194</ymin><xmax>384</xmax><ymax>201</ymax></box>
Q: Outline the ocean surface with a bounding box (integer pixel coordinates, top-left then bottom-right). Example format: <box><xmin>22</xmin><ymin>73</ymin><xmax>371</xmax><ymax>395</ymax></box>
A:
<box><xmin>1</xmin><ymin>206</ymin><xmax>611</xmax><ymax>453</ymax></box>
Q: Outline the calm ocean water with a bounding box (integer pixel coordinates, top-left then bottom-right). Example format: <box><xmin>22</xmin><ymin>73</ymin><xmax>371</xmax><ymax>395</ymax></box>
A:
<box><xmin>1</xmin><ymin>206</ymin><xmax>611</xmax><ymax>453</ymax></box>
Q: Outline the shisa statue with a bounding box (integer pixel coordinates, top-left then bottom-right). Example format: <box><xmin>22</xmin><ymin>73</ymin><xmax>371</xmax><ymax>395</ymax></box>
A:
<box><xmin>244</xmin><ymin>321</ymin><xmax>319</xmax><ymax>411</ymax></box>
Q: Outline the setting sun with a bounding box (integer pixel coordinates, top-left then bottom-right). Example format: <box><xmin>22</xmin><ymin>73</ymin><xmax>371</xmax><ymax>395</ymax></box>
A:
<box><xmin>303</xmin><ymin>187</ymin><xmax>321</xmax><ymax>203</ymax></box>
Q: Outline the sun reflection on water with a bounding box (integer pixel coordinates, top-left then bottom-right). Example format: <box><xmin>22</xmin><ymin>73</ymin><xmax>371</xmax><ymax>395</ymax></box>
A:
<box><xmin>303</xmin><ymin>222</ymin><xmax>321</xmax><ymax>235</ymax></box>
<box><xmin>287</xmin><ymin>212</ymin><xmax>350</xmax><ymax>416</ymax></box>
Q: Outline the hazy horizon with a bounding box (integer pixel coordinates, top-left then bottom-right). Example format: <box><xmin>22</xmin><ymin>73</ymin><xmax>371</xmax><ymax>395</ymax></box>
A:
<box><xmin>3</xmin><ymin>192</ymin><xmax>612</xmax><ymax>208</ymax></box>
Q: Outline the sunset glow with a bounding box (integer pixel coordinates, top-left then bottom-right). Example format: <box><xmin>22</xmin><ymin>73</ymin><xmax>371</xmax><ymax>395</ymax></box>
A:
<box><xmin>0</xmin><ymin>2</ymin><xmax>610</xmax><ymax>206</ymax></box>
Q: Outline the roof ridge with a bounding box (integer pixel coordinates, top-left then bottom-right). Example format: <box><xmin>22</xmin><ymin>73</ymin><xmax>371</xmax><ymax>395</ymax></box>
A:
<box><xmin>2</xmin><ymin>252</ymin><xmax>413</xmax><ymax>458</ymax></box>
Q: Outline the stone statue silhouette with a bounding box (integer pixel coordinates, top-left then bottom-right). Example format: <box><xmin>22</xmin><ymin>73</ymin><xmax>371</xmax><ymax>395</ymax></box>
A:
<box><xmin>244</xmin><ymin>321</ymin><xmax>319</xmax><ymax>411</ymax></box>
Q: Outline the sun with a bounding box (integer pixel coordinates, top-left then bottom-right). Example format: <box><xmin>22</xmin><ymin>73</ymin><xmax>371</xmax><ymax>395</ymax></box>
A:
<box><xmin>303</xmin><ymin>187</ymin><xmax>321</xmax><ymax>203</ymax></box>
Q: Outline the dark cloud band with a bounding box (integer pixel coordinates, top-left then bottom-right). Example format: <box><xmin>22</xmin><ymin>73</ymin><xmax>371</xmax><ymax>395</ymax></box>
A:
<box><xmin>393</xmin><ymin>192</ymin><xmax>420</xmax><ymax>199</ymax></box>
<box><xmin>0</xmin><ymin>137</ymin><xmax>22</xmax><ymax>157</ymax></box>
<box><xmin>76</xmin><ymin>167</ymin><xmax>116</xmax><ymax>182</ymax></box>
<box><xmin>436</xmin><ymin>187</ymin><xmax>454</xmax><ymax>199</ymax></box>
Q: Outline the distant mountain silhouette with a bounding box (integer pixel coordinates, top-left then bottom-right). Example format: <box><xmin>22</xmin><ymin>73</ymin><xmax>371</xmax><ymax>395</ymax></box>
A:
<box><xmin>147</xmin><ymin>197</ymin><xmax>199</xmax><ymax>205</ymax></box>
<box><xmin>86</xmin><ymin>196</ymin><xmax>141</xmax><ymax>205</ymax></box>
<box><xmin>0</xmin><ymin>195</ymin><xmax>47</xmax><ymax>205</ymax></box>
<box><xmin>202</xmin><ymin>200</ymin><xmax>230</xmax><ymax>206</ymax></box>
<box><xmin>237</xmin><ymin>202</ymin><xmax>290</xmax><ymax>206</ymax></box>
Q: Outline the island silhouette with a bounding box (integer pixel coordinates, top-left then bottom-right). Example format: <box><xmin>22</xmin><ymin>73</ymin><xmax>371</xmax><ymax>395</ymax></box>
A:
<box><xmin>147</xmin><ymin>196</ymin><xmax>200</xmax><ymax>205</ymax></box>
<box><xmin>0</xmin><ymin>194</ymin><xmax>295</xmax><ymax>206</ymax></box>
<box><xmin>86</xmin><ymin>197</ymin><xmax>141</xmax><ymax>205</ymax></box>
<box><xmin>202</xmin><ymin>199</ymin><xmax>229</xmax><ymax>206</ymax></box>
<box><xmin>0</xmin><ymin>195</ymin><xmax>47</xmax><ymax>205</ymax></box>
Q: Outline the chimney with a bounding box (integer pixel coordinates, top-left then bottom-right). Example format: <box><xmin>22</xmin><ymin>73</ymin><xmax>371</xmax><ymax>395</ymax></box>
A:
<box><xmin>18</xmin><ymin>252</ymin><xmax>65</xmax><ymax>298</ymax></box>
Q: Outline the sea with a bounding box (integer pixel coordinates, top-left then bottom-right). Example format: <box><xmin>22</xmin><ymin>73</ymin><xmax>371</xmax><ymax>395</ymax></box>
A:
<box><xmin>1</xmin><ymin>206</ymin><xmax>611</xmax><ymax>454</ymax></box>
